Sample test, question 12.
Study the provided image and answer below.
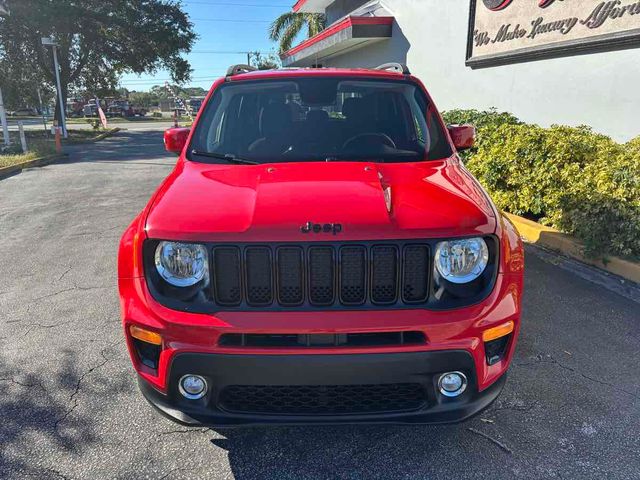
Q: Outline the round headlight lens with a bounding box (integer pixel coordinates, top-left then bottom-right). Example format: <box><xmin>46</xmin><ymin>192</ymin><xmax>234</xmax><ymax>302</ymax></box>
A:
<box><xmin>154</xmin><ymin>242</ymin><xmax>208</xmax><ymax>287</ymax></box>
<box><xmin>435</xmin><ymin>238</ymin><xmax>489</xmax><ymax>284</ymax></box>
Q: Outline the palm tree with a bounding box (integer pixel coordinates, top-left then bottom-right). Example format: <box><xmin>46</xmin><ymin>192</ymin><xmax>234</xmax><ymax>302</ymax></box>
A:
<box><xmin>269</xmin><ymin>12</ymin><xmax>327</xmax><ymax>54</ymax></box>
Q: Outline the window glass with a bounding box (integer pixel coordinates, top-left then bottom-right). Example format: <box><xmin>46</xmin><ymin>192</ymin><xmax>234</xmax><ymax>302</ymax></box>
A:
<box><xmin>190</xmin><ymin>78</ymin><xmax>452</xmax><ymax>164</ymax></box>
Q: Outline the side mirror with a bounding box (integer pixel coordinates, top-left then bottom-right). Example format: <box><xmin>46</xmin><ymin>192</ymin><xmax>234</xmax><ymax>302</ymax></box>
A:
<box><xmin>447</xmin><ymin>124</ymin><xmax>476</xmax><ymax>151</ymax></box>
<box><xmin>163</xmin><ymin>127</ymin><xmax>190</xmax><ymax>153</ymax></box>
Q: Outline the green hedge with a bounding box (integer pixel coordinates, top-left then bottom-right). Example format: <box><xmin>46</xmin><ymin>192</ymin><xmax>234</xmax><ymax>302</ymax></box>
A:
<box><xmin>442</xmin><ymin>109</ymin><xmax>640</xmax><ymax>260</ymax></box>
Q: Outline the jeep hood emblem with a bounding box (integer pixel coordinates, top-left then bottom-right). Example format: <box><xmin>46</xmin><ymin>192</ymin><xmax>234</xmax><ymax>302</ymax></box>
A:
<box><xmin>300</xmin><ymin>222</ymin><xmax>343</xmax><ymax>235</ymax></box>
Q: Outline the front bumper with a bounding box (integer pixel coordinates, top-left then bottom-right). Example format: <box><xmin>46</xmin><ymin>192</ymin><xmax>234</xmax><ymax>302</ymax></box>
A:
<box><xmin>138</xmin><ymin>350</ymin><xmax>507</xmax><ymax>426</ymax></box>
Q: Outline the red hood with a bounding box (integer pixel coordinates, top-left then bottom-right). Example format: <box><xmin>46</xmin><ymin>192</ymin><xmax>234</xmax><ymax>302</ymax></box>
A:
<box><xmin>145</xmin><ymin>159</ymin><xmax>496</xmax><ymax>242</ymax></box>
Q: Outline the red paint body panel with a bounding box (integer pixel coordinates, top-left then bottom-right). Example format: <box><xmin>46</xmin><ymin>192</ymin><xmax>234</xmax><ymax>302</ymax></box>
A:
<box><xmin>118</xmin><ymin>68</ymin><xmax>525</xmax><ymax>424</ymax></box>
<box><xmin>145</xmin><ymin>160</ymin><xmax>496</xmax><ymax>242</ymax></box>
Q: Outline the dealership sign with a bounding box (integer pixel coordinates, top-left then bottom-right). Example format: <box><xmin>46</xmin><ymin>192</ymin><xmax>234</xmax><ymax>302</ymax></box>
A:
<box><xmin>467</xmin><ymin>0</ymin><xmax>640</xmax><ymax>68</ymax></box>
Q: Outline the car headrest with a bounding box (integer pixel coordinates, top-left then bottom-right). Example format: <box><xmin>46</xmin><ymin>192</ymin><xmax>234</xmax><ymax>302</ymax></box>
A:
<box><xmin>342</xmin><ymin>97</ymin><xmax>372</xmax><ymax>125</ymax></box>
<box><xmin>306</xmin><ymin>109</ymin><xmax>329</xmax><ymax>125</ymax></box>
<box><xmin>260</xmin><ymin>103</ymin><xmax>292</xmax><ymax>137</ymax></box>
<box><xmin>342</xmin><ymin>97</ymin><xmax>362</xmax><ymax>119</ymax></box>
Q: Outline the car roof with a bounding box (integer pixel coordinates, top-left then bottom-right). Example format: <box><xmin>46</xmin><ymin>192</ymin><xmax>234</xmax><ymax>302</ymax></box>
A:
<box><xmin>226</xmin><ymin>67</ymin><xmax>415</xmax><ymax>82</ymax></box>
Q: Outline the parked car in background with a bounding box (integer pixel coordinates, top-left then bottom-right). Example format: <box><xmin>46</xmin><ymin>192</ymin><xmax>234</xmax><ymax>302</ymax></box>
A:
<box><xmin>8</xmin><ymin>107</ymin><xmax>39</xmax><ymax>117</ymax></box>
<box><xmin>188</xmin><ymin>97</ymin><xmax>205</xmax><ymax>115</ymax></box>
<box><xmin>83</xmin><ymin>104</ymin><xmax>98</xmax><ymax>117</ymax></box>
<box><xmin>119</xmin><ymin>64</ymin><xmax>525</xmax><ymax>427</ymax></box>
<box><xmin>107</xmin><ymin>100</ymin><xmax>147</xmax><ymax>118</ymax></box>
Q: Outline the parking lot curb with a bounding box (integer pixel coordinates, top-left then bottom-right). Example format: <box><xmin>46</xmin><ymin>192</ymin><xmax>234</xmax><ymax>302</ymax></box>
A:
<box><xmin>90</xmin><ymin>127</ymin><xmax>121</xmax><ymax>142</ymax></box>
<box><xmin>505</xmin><ymin>212</ymin><xmax>640</xmax><ymax>285</ymax></box>
<box><xmin>0</xmin><ymin>153</ymin><xmax>69</xmax><ymax>180</ymax></box>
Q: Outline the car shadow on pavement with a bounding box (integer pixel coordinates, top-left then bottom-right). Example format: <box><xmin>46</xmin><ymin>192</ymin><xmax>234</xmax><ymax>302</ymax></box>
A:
<box><xmin>0</xmin><ymin>345</ymin><xmax>129</xmax><ymax>478</ymax></box>
<box><xmin>209</xmin><ymin>423</ymin><xmax>471</xmax><ymax>479</ymax></box>
<box><xmin>62</xmin><ymin>130</ymin><xmax>178</xmax><ymax>165</ymax></box>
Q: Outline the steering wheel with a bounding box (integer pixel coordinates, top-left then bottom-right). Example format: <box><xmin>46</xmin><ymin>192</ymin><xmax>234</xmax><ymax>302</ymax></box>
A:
<box><xmin>342</xmin><ymin>133</ymin><xmax>397</xmax><ymax>151</ymax></box>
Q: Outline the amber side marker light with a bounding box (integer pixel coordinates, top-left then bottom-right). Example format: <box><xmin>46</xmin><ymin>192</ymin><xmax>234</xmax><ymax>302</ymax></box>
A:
<box><xmin>129</xmin><ymin>325</ymin><xmax>162</xmax><ymax>346</ymax></box>
<box><xmin>482</xmin><ymin>321</ymin><xmax>514</xmax><ymax>342</ymax></box>
<box><xmin>483</xmin><ymin>321</ymin><xmax>514</xmax><ymax>366</ymax></box>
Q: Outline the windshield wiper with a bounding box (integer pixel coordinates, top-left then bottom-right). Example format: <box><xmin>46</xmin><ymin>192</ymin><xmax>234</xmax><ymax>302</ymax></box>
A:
<box><xmin>190</xmin><ymin>150</ymin><xmax>259</xmax><ymax>165</ymax></box>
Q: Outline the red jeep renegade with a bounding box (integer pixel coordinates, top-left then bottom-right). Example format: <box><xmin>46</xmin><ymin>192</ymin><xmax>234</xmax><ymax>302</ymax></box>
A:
<box><xmin>118</xmin><ymin>64</ymin><xmax>524</xmax><ymax>426</ymax></box>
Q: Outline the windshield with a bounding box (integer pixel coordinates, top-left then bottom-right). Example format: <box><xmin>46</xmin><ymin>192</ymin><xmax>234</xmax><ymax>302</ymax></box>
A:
<box><xmin>189</xmin><ymin>77</ymin><xmax>452</xmax><ymax>164</ymax></box>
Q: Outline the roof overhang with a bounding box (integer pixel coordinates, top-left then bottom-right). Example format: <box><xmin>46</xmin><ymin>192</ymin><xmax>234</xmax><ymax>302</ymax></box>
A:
<box><xmin>281</xmin><ymin>16</ymin><xmax>394</xmax><ymax>67</ymax></box>
<box><xmin>292</xmin><ymin>0</ymin><xmax>333</xmax><ymax>13</ymax></box>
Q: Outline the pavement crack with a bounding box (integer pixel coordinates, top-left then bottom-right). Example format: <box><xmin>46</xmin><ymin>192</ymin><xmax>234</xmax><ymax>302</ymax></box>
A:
<box><xmin>0</xmin><ymin>376</ymin><xmax>47</xmax><ymax>392</ymax></box>
<box><xmin>54</xmin><ymin>340</ymin><xmax>118</xmax><ymax>431</ymax></box>
<box><xmin>28</xmin><ymin>287</ymin><xmax>77</xmax><ymax>304</ymax></box>
<box><xmin>487</xmin><ymin>400</ymin><xmax>539</xmax><ymax>417</ymax></box>
<box><xmin>159</xmin><ymin>467</ymin><xmax>197</xmax><ymax>480</ymax></box>
<box><xmin>517</xmin><ymin>354</ymin><xmax>639</xmax><ymax>400</ymax></box>
<box><xmin>467</xmin><ymin>427</ymin><xmax>513</xmax><ymax>455</ymax></box>
<box><xmin>159</xmin><ymin>427</ymin><xmax>211</xmax><ymax>436</ymax></box>
<box><xmin>56</xmin><ymin>266</ymin><xmax>72</xmax><ymax>282</ymax></box>
<box><xmin>21</xmin><ymin>321</ymin><xmax>73</xmax><ymax>338</ymax></box>
<box><xmin>75</xmin><ymin>284</ymin><xmax>113</xmax><ymax>291</ymax></box>
<box><xmin>45</xmin><ymin>468</ymin><xmax>72</xmax><ymax>480</ymax></box>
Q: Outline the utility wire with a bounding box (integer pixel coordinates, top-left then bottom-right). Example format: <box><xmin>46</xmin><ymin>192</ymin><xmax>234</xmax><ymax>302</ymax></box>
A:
<box><xmin>190</xmin><ymin>18</ymin><xmax>271</xmax><ymax>22</ymax></box>
<box><xmin>184</xmin><ymin>1</ymin><xmax>289</xmax><ymax>6</ymax></box>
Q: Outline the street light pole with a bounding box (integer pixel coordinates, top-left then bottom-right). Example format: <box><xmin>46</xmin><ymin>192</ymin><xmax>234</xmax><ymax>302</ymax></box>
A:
<box><xmin>0</xmin><ymin>87</ymin><xmax>10</xmax><ymax>146</ymax></box>
<box><xmin>42</xmin><ymin>37</ymin><xmax>68</xmax><ymax>139</ymax></box>
<box><xmin>51</xmin><ymin>44</ymin><xmax>68</xmax><ymax>138</ymax></box>
<box><xmin>0</xmin><ymin>0</ymin><xmax>9</xmax><ymax>146</ymax></box>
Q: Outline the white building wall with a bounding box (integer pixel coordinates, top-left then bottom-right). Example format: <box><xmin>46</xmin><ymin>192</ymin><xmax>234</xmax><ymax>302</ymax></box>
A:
<box><xmin>324</xmin><ymin>0</ymin><xmax>640</xmax><ymax>142</ymax></box>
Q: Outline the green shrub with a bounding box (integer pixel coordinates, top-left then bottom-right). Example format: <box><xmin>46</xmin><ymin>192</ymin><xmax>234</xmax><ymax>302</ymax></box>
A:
<box><xmin>446</xmin><ymin>110</ymin><xmax>640</xmax><ymax>260</ymax></box>
<box><xmin>86</xmin><ymin>118</ymin><xmax>101</xmax><ymax>130</ymax></box>
<box><xmin>442</xmin><ymin>108</ymin><xmax>522</xmax><ymax>129</ymax></box>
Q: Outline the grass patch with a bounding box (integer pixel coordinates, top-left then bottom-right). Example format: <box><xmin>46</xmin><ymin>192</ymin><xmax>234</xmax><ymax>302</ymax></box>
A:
<box><xmin>0</xmin><ymin>150</ymin><xmax>54</xmax><ymax>168</ymax></box>
<box><xmin>0</xmin><ymin>131</ymin><xmax>56</xmax><ymax>168</ymax></box>
<box><xmin>65</xmin><ymin>116</ymin><xmax>176</xmax><ymax>125</ymax></box>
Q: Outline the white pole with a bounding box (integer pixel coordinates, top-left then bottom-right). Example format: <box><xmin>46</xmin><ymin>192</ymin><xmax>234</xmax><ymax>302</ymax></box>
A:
<box><xmin>18</xmin><ymin>121</ymin><xmax>27</xmax><ymax>152</ymax></box>
<box><xmin>52</xmin><ymin>45</ymin><xmax>67</xmax><ymax>138</ymax></box>
<box><xmin>0</xmin><ymin>86</ymin><xmax>10</xmax><ymax>146</ymax></box>
<box><xmin>36</xmin><ymin>88</ymin><xmax>48</xmax><ymax>132</ymax></box>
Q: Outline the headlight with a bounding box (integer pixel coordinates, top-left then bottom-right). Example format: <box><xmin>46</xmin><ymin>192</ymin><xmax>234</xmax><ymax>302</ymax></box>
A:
<box><xmin>435</xmin><ymin>238</ymin><xmax>489</xmax><ymax>284</ymax></box>
<box><xmin>154</xmin><ymin>241</ymin><xmax>208</xmax><ymax>287</ymax></box>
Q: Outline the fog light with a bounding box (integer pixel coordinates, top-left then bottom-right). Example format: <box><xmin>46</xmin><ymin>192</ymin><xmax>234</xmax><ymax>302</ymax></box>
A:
<box><xmin>438</xmin><ymin>371</ymin><xmax>467</xmax><ymax>398</ymax></box>
<box><xmin>178</xmin><ymin>375</ymin><xmax>208</xmax><ymax>400</ymax></box>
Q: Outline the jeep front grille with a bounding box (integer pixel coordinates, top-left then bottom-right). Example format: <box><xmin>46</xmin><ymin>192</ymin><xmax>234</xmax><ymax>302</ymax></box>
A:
<box><xmin>219</xmin><ymin>383</ymin><xmax>427</xmax><ymax>415</ymax></box>
<box><xmin>210</xmin><ymin>242</ymin><xmax>431</xmax><ymax>309</ymax></box>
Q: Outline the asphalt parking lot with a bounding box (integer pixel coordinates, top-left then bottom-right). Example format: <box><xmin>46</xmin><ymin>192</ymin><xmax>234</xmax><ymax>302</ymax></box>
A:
<box><xmin>1</xmin><ymin>130</ymin><xmax>639</xmax><ymax>479</ymax></box>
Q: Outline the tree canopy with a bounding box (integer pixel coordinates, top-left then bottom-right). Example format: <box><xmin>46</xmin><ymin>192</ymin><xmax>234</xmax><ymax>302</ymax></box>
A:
<box><xmin>249</xmin><ymin>51</ymin><xmax>281</xmax><ymax>70</ymax></box>
<box><xmin>269</xmin><ymin>12</ymin><xmax>326</xmax><ymax>53</ymax></box>
<box><xmin>0</xmin><ymin>0</ymin><xmax>196</xmax><ymax>113</ymax></box>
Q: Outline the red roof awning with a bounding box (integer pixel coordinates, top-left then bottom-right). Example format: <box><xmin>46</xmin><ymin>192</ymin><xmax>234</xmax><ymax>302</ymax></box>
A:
<box><xmin>292</xmin><ymin>0</ymin><xmax>333</xmax><ymax>13</ymax></box>
<box><xmin>281</xmin><ymin>16</ymin><xmax>394</xmax><ymax>67</ymax></box>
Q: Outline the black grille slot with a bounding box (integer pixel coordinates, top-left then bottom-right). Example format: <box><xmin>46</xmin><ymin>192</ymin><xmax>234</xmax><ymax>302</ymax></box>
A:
<box><xmin>213</xmin><ymin>247</ymin><xmax>242</xmax><ymax>306</ymax></box>
<box><xmin>219</xmin><ymin>331</ymin><xmax>427</xmax><ymax>348</ymax></box>
<box><xmin>219</xmin><ymin>383</ymin><xmax>427</xmax><ymax>415</ymax></box>
<box><xmin>308</xmin><ymin>247</ymin><xmax>335</xmax><ymax>305</ymax></box>
<box><xmin>277</xmin><ymin>247</ymin><xmax>304</xmax><ymax>306</ymax></box>
<box><xmin>403</xmin><ymin>245</ymin><xmax>430</xmax><ymax>303</ymax></box>
<box><xmin>245</xmin><ymin>247</ymin><xmax>273</xmax><ymax>306</ymax></box>
<box><xmin>208</xmin><ymin>242</ymin><xmax>430</xmax><ymax>308</ymax></box>
<box><xmin>340</xmin><ymin>246</ymin><xmax>366</xmax><ymax>305</ymax></box>
<box><xmin>371</xmin><ymin>245</ymin><xmax>398</xmax><ymax>304</ymax></box>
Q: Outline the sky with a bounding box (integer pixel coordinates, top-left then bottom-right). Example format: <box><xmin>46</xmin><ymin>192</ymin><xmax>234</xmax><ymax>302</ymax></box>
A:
<box><xmin>119</xmin><ymin>0</ymin><xmax>297</xmax><ymax>92</ymax></box>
